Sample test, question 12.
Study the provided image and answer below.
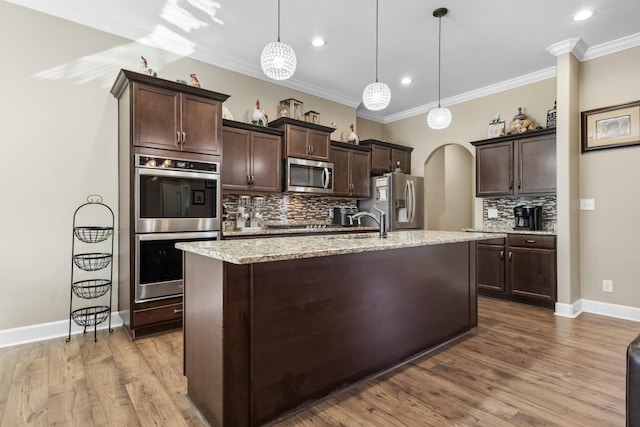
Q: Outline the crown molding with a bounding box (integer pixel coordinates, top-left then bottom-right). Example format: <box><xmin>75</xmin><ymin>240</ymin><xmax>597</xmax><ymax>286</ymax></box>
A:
<box><xmin>546</xmin><ymin>38</ymin><xmax>588</xmax><ymax>59</ymax></box>
<box><xmin>583</xmin><ymin>31</ymin><xmax>640</xmax><ymax>61</ymax></box>
<box><xmin>375</xmin><ymin>67</ymin><xmax>557</xmax><ymax>124</ymax></box>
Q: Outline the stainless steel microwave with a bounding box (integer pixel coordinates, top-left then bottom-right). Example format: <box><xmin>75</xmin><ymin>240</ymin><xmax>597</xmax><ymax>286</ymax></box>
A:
<box><xmin>284</xmin><ymin>157</ymin><xmax>334</xmax><ymax>194</ymax></box>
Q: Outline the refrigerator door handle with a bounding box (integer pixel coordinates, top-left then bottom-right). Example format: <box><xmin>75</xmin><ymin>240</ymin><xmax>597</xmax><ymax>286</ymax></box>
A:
<box><xmin>405</xmin><ymin>179</ymin><xmax>412</xmax><ymax>223</ymax></box>
<box><xmin>409</xmin><ymin>179</ymin><xmax>416</xmax><ymax>223</ymax></box>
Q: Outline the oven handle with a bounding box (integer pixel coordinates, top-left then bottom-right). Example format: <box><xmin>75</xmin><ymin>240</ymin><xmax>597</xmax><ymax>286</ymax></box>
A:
<box><xmin>136</xmin><ymin>167</ymin><xmax>219</xmax><ymax>180</ymax></box>
<box><xmin>136</xmin><ymin>231</ymin><xmax>219</xmax><ymax>241</ymax></box>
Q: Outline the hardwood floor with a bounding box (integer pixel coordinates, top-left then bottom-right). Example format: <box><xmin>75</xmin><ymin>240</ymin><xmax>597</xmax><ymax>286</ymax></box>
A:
<box><xmin>1</xmin><ymin>297</ymin><xmax>637</xmax><ymax>426</ymax></box>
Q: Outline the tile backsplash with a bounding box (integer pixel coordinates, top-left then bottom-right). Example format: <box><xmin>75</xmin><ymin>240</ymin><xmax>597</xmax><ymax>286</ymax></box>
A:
<box><xmin>483</xmin><ymin>195</ymin><xmax>557</xmax><ymax>232</ymax></box>
<box><xmin>222</xmin><ymin>194</ymin><xmax>357</xmax><ymax>232</ymax></box>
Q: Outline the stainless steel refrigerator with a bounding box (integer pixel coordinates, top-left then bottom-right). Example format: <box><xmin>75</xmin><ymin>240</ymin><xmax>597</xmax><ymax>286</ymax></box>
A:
<box><xmin>358</xmin><ymin>173</ymin><xmax>424</xmax><ymax>231</ymax></box>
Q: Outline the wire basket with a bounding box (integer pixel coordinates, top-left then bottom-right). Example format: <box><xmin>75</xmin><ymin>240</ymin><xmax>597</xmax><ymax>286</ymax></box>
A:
<box><xmin>74</xmin><ymin>226</ymin><xmax>113</xmax><ymax>243</ymax></box>
<box><xmin>73</xmin><ymin>253</ymin><xmax>112</xmax><ymax>271</ymax></box>
<box><xmin>72</xmin><ymin>279</ymin><xmax>111</xmax><ymax>299</ymax></box>
<box><xmin>71</xmin><ymin>306</ymin><xmax>110</xmax><ymax>327</ymax></box>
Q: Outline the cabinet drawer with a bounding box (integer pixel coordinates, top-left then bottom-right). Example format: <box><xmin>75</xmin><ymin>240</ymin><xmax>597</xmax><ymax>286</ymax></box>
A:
<box><xmin>134</xmin><ymin>302</ymin><xmax>183</xmax><ymax>327</ymax></box>
<box><xmin>478</xmin><ymin>237</ymin><xmax>505</xmax><ymax>246</ymax></box>
<box><xmin>508</xmin><ymin>234</ymin><xmax>555</xmax><ymax>249</ymax></box>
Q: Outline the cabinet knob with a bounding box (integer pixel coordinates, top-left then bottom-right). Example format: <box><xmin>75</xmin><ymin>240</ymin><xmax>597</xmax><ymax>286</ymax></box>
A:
<box><xmin>500</xmin><ymin>250</ymin><xmax>504</xmax><ymax>261</ymax></box>
<box><xmin>182</xmin><ymin>132</ymin><xmax>186</xmax><ymax>144</ymax></box>
<box><xmin>508</xmin><ymin>252</ymin><xmax>513</xmax><ymax>262</ymax></box>
<box><xmin>525</xmin><ymin>239</ymin><xmax>536</xmax><ymax>243</ymax></box>
<box><xmin>509</xmin><ymin>179</ymin><xmax>513</xmax><ymax>190</ymax></box>
<box><xmin>176</xmin><ymin>131</ymin><xmax>181</xmax><ymax>144</ymax></box>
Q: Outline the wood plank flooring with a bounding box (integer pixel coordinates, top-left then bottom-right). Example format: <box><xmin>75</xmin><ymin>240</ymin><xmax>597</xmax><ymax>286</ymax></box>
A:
<box><xmin>1</xmin><ymin>297</ymin><xmax>638</xmax><ymax>426</ymax></box>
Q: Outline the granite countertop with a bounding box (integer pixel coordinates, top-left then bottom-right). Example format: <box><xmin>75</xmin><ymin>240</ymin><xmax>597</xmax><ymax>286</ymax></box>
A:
<box><xmin>177</xmin><ymin>230</ymin><xmax>505</xmax><ymax>265</ymax></box>
<box><xmin>463</xmin><ymin>228</ymin><xmax>556</xmax><ymax>236</ymax></box>
<box><xmin>223</xmin><ymin>225</ymin><xmax>378</xmax><ymax>237</ymax></box>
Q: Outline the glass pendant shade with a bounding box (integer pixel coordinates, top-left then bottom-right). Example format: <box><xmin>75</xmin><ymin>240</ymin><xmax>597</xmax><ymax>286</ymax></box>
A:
<box><xmin>427</xmin><ymin>7</ymin><xmax>452</xmax><ymax>130</ymax></box>
<box><xmin>260</xmin><ymin>41</ymin><xmax>297</xmax><ymax>80</ymax></box>
<box><xmin>362</xmin><ymin>81</ymin><xmax>391</xmax><ymax>111</ymax></box>
<box><xmin>427</xmin><ymin>106</ymin><xmax>452</xmax><ymax>129</ymax></box>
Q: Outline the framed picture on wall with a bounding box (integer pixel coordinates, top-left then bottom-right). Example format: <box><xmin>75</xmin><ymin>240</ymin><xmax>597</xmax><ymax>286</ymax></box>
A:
<box><xmin>581</xmin><ymin>100</ymin><xmax>640</xmax><ymax>152</ymax></box>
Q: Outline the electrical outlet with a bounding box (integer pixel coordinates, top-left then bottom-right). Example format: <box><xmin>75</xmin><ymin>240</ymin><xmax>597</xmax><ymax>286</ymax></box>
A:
<box><xmin>602</xmin><ymin>279</ymin><xmax>613</xmax><ymax>293</ymax></box>
<box><xmin>487</xmin><ymin>208</ymin><xmax>498</xmax><ymax>219</ymax></box>
<box><xmin>328</xmin><ymin>209</ymin><xmax>334</xmax><ymax>219</ymax></box>
<box><xmin>580</xmin><ymin>199</ymin><xmax>595</xmax><ymax>210</ymax></box>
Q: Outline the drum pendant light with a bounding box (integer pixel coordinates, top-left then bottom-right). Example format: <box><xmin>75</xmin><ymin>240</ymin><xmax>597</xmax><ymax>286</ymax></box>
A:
<box><xmin>362</xmin><ymin>0</ymin><xmax>391</xmax><ymax>111</ymax></box>
<box><xmin>427</xmin><ymin>7</ymin><xmax>452</xmax><ymax>129</ymax></box>
<box><xmin>260</xmin><ymin>0</ymin><xmax>297</xmax><ymax>80</ymax></box>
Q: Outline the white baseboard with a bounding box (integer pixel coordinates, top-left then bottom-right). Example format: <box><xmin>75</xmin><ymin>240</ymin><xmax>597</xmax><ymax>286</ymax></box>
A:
<box><xmin>555</xmin><ymin>300</ymin><xmax>583</xmax><ymax>318</ymax></box>
<box><xmin>556</xmin><ymin>299</ymin><xmax>640</xmax><ymax>322</ymax></box>
<box><xmin>0</xmin><ymin>312</ymin><xmax>123</xmax><ymax>349</ymax></box>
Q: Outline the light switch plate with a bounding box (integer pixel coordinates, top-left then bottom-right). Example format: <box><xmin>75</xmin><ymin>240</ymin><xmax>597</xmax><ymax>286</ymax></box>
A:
<box><xmin>580</xmin><ymin>199</ymin><xmax>595</xmax><ymax>210</ymax></box>
<box><xmin>487</xmin><ymin>208</ymin><xmax>498</xmax><ymax>219</ymax></box>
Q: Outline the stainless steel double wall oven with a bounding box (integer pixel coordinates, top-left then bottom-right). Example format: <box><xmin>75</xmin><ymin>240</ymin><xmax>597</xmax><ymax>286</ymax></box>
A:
<box><xmin>134</xmin><ymin>154</ymin><xmax>220</xmax><ymax>302</ymax></box>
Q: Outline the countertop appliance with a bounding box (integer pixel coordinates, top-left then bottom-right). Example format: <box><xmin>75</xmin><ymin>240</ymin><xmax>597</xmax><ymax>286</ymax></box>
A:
<box><xmin>284</xmin><ymin>157</ymin><xmax>334</xmax><ymax>194</ymax></box>
<box><xmin>514</xmin><ymin>205</ymin><xmax>542</xmax><ymax>230</ymax></box>
<box><xmin>332</xmin><ymin>206</ymin><xmax>359</xmax><ymax>227</ymax></box>
<box><xmin>358</xmin><ymin>173</ymin><xmax>424</xmax><ymax>231</ymax></box>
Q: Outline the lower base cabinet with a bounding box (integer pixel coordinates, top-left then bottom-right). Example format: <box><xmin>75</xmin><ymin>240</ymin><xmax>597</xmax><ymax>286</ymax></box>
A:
<box><xmin>478</xmin><ymin>233</ymin><xmax>556</xmax><ymax>308</ymax></box>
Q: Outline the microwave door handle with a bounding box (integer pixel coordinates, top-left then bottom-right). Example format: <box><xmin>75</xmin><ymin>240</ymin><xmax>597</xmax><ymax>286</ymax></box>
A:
<box><xmin>322</xmin><ymin>167</ymin><xmax>329</xmax><ymax>189</ymax></box>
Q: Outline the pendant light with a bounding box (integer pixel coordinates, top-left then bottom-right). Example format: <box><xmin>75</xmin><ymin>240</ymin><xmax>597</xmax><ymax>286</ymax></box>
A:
<box><xmin>362</xmin><ymin>0</ymin><xmax>391</xmax><ymax>111</ymax></box>
<box><xmin>260</xmin><ymin>0</ymin><xmax>297</xmax><ymax>80</ymax></box>
<box><xmin>427</xmin><ymin>7</ymin><xmax>452</xmax><ymax>129</ymax></box>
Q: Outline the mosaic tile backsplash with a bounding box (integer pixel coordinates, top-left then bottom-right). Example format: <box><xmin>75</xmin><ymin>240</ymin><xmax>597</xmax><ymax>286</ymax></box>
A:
<box><xmin>222</xmin><ymin>194</ymin><xmax>357</xmax><ymax>232</ymax></box>
<box><xmin>482</xmin><ymin>195</ymin><xmax>557</xmax><ymax>232</ymax></box>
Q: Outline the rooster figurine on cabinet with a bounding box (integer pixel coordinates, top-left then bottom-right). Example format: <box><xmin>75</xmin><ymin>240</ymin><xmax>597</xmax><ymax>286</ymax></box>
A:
<box><xmin>252</xmin><ymin>99</ymin><xmax>268</xmax><ymax>127</ymax></box>
<box><xmin>188</xmin><ymin>73</ymin><xmax>201</xmax><ymax>88</ymax></box>
<box><xmin>139</xmin><ymin>56</ymin><xmax>157</xmax><ymax>77</ymax></box>
<box><xmin>347</xmin><ymin>124</ymin><xmax>359</xmax><ymax>145</ymax></box>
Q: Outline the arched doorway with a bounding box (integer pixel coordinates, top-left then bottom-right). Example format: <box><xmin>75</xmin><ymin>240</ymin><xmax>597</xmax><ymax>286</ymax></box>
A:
<box><xmin>424</xmin><ymin>144</ymin><xmax>473</xmax><ymax>231</ymax></box>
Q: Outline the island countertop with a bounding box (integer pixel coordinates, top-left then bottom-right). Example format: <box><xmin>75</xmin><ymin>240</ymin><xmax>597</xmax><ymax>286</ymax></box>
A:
<box><xmin>176</xmin><ymin>229</ymin><xmax>504</xmax><ymax>264</ymax></box>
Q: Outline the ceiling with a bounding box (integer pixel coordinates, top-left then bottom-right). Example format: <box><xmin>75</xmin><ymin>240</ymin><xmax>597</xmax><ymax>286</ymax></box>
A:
<box><xmin>9</xmin><ymin>0</ymin><xmax>640</xmax><ymax>122</ymax></box>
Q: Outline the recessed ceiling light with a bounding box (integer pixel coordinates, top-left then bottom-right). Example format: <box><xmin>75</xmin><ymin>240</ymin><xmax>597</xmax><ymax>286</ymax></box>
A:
<box><xmin>574</xmin><ymin>10</ymin><xmax>594</xmax><ymax>21</ymax></box>
<box><xmin>311</xmin><ymin>37</ymin><xmax>326</xmax><ymax>47</ymax></box>
<box><xmin>401</xmin><ymin>77</ymin><xmax>412</xmax><ymax>85</ymax></box>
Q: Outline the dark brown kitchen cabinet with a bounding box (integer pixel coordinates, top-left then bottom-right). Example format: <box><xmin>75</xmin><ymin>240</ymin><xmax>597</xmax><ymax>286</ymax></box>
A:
<box><xmin>507</xmin><ymin>234</ymin><xmax>557</xmax><ymax>303</ymax></box>
<box><xmin>110</xmin><ymin>69</ymin><xmax>230</xmax><ymax>339</ymax></box>
<box><xmin>477</xmin><ymin>237</ymin><xmax>506</xmax><ymax>293</ymax></box>
<box><xmin>222</xmin><ymin>120</ymin><xmax>282</xmax><ymax>192</ymax></box>
<box><xmin>471</xmin><ymin>128</ymin><xmax>556</xmax><ymax>197</ymax></box>
<box><xmin>269</xmin><ymin>117</ymin><xmax>335</xmax><ymax>161</ymax></box>
<box><xmin>330</xmin><ymin>142</ymin><xmax>371</xmax><ymax>198</ymax></box>
<box><xmin>359</xmin><ymin>139</ymin><xmax>413</xmax><ymax>175</ymax></box>
<box><xmin>129</xmin><ymin>79</ymin><xmax>225</xmax><ymax>156</ymax></box>
<box><xmin>477</xmin><ymin>233</ymin><xmax>556</xmax><ymax>308</ymax></box>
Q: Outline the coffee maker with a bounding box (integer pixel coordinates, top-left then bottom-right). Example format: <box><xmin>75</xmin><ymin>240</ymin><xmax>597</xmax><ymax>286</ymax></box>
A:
<box><xmin>514</xmin><ymin>205</ymin><xmax>542</xmax><ymax>230</ymax></box>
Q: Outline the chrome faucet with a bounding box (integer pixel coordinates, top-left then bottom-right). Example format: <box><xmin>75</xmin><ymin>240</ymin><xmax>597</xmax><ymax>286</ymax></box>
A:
<box><xmin>349</xmin><ymin>207</ymin><xmax>387</xmax><ymax>238</ymax></box>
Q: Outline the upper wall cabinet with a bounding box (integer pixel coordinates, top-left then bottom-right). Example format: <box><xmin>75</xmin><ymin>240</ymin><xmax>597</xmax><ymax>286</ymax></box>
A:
<box><xmin>471</xmin><ymin>128</ymin><xmax>556</xmax><ymax>197</ymax></box>
<box><xmin>359</xmin><ymin>139</ymin><xmax>413</xmax><ymax>176</ymax></box>
<box><xmin>330</xmin><ymin>141</ymin><xmax>371</xmax><ymax>198</ymax></box>
<box><xmin>269</xmin><ymin>117</ymin><xmax>335</xmax><ymax>162</ymax></box>
<box><xmin>222</xmin><ymin>120</ymin><xmax>282</xmax><ymax>193</ymax></box>
<box><xmin>111</xmin><ymin>69</ymin><xmax>230</xmax><ymax>156</ymax></box>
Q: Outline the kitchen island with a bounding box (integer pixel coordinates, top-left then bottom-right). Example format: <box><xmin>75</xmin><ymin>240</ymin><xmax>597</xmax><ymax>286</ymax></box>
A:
<box><xmin>177</xmin><ymin>230</ymin><xmax>500</xmax><ymax>426</ymax></box>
